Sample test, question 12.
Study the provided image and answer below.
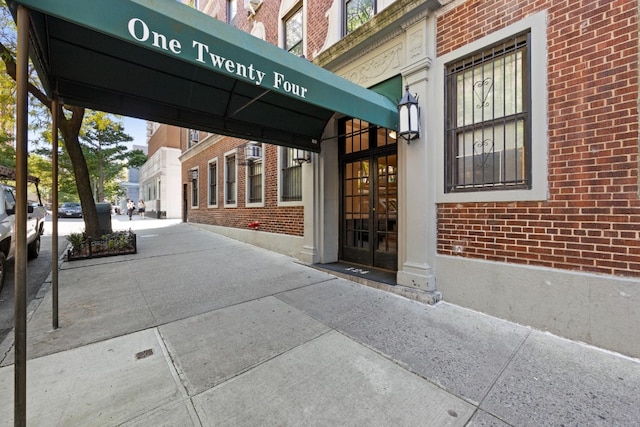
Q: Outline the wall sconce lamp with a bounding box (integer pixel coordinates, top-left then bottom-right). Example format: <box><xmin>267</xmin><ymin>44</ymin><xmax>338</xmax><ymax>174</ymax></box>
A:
<box><xmin>398</xmin><ymin>84</ymin><xmax>420</xmax><ymax>142</ymax></box>
<box><xmin>190</xmin><ymin>169</ymin><xmax>199</xmax><ymax>180</ymax></box>
<box><xmin>293</xmin><ymin>149</ymin><xmax>311</xmax><ymax>165</ymax></box>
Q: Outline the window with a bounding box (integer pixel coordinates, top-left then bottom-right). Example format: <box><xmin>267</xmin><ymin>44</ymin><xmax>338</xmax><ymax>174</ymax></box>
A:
<box><xmin>188</xmin><ymin>129</ymin><xmax>199</xmax><ymax>149</ymax></box>
<box><xmin>281</xmin><ymin>147</ymin><xmax>302</xmax><ymax>202</ymax></box>
<box><xmin>4</xmin><ymin>188</ymin><xmax>15</xmax><ymax>211</ymax></box>
<box><xmin>190</xmin><ymin>170</ymin><xmax>198</xmax><ymax>208</ymax></box>
<box><xmin>345</xmin><ymin>0</ymin><xmax>374</xmax><ymax>35</ymax></box>
<box><xmin>208</xmin><ymin>160</ymin><xmax>217</xmax><ymax>206</ymax></box>
<box><xmin>247</xmin><ymin>160</ymin><xmax>263</xmax><ymax>204</ymax></box>
<box><xmin>285</xmin><ymin>6</ymin><xmax>303</xmax><ymax>56</ymax></box>
<box><xmin>227</xmin><ymin>0</ymin><xmax>237</xmax><ymax>24</ymax></box>
<box><xmin>225</xmin><ymin>153</ymin><xmax>237</xmax><ymax>205</ymax></box>
<box><xmin>445</xmin><ymin>33</ymin><xmax>530</xmax><ymax>192</ymax></box>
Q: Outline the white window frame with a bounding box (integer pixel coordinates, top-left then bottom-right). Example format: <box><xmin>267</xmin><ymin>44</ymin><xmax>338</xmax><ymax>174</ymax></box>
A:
<box><xmin>435</xmin><ymin>10</ymin><xmax>548</xmax><ymax>203</ymax></box>
<box><xmin>224</xmin><ymin>150</ymin><xmax>238</xmax><ymax>208</ymax></box>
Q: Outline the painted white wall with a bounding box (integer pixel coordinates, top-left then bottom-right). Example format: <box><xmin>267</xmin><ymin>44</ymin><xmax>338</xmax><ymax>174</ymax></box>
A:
<box><xmin>139</xmin><ymin>147</ymin><xmax>182</xmax><ymax>219</ymax></box>
<box><xmin>437</xmin><ymin>255</ymin><xmax>640</xmax><ymax>358</ymax></box>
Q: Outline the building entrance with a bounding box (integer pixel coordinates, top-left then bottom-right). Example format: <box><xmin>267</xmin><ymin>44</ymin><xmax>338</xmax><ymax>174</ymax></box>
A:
<box><xmin>339</xmin><ymin>118</ymin><xmax>398</xmax><ymax>271</ymax></box>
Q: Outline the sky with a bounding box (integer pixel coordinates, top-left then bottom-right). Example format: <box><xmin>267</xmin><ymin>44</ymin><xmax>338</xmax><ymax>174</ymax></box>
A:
<box><xmin>122</xmin><ymin>116</ymin><xmax>148</xmax><ymax>149</ymax></box>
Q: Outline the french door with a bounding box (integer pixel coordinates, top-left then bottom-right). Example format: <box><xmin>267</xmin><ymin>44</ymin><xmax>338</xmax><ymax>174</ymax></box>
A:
<box><xmin>340</xmin><ymin>119</ymin><xmax>398</xmax><ymax>271</ymax></box>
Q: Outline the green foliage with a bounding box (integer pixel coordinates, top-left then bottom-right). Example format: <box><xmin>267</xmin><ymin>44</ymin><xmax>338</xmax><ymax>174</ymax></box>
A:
<box><xmin>68</xmin><ymin>230</ymin><xmax>136</xmax><ymax>259</ymax></box>
<box><xmin>80</xmin><ymin>111</ymin><xmax>133</xmax><ymax>201</ymax></box>
<box><xmin>104</xmin><ymin>231</ymin><xmax>133</xmax><ymax>251</ymax></box>
<box><xmin>66</xmin><ymin>231</ymin><xmax>87</xmax><ymax>253</ymax></box>
<box><xmin>346</xmin><ymin>0</ymin><xmax>374</xmax><ymax>33</ymax></box>
<box><xmin>31</xmin><ymin>110</ymin><xmax>139</xmax><ymax>203</ymax></box>
<box><xmin>0</xmin><ymin>140</ymin><xmax>15</xmax><ymax>168</ymax></box>
<box><xmin>127</xmin><ymin>149</ymin><xmax>147</xmax><ymax>169</ymax></box>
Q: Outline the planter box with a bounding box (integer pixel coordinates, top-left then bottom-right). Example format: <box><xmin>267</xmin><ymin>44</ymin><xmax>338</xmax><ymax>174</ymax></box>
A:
<box><xmin>67</xmin><ymin>230</ymin><xmax>137</xmax><ymax>261</ymax></box>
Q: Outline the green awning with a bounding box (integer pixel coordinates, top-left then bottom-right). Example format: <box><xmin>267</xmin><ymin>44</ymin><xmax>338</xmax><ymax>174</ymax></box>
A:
<box><xmin>7</xmin><ymin>0</ymin><xmax>398</xmax><ymax>152</ymax></box>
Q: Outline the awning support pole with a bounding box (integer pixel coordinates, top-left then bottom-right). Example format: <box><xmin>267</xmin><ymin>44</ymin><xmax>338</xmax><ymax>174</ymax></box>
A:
<box><xmin>14</xmin><ymin>5</ymin><xmax>30</xmax><ymax>426</ymax></box>
<box><xmin>52</xmin><ymin>96</ymin><xmax>59</xmax><ymax>329</ymax></box>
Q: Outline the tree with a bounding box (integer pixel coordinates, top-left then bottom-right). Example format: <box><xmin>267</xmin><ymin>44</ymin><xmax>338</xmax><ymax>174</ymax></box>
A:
<box><xmin>127</xmin><ymin>149</ymin><xmax>148</xmax><ymax>169</ymax></box>
<box><xmin>0</xmin><ymin>0</ymin><xmax>100</xmax><ymax>236</ymax></box>
<box><xmin>80</xmin><ymin>111</ymin><xmax>133</xmax><ymax>201</ymax></box>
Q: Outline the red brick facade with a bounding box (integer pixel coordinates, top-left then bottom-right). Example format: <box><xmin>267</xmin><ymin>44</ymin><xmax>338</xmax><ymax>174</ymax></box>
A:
<box><xmin>148</xmin><ymin>125</ymin><xmax>181</xmax><ymax>158</ymax></box>
<box><xmin>436</xmin><ymin>0</ymin><xmax>640</xmax><ymax>277</ymax></box>
<box><xmin>181</xmin><ymin>0</ymin><xmax>319</xmax><ymax>236</ymax></box>
<box><xmin>185</xmin><ymin>139</ymin><xmax>304</xmax><ymax>236</ymax></box>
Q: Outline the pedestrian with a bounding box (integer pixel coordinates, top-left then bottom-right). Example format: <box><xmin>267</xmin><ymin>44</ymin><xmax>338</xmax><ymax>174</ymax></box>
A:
<box><xmin>127</xmin><ymin>199</ymin><xmax>135</xmax><ymax>220</ymax></box>
<box><xmin>138</xmin><ymin>199</ymin><xmax>146</xmax><ymax>219</ymax></box>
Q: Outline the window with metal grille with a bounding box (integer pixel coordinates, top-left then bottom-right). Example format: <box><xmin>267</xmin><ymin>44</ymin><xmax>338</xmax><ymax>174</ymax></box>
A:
<box><xmin>285</xmin><ymin>6</ymin><xmax>303</xmax><ymax>56</ymax></box>
<box><xmin>281</xmin><ymin>148</ymin><xmax>302</xmax><ymax>202</ymax></box>
<box><xmin>445</xmin><ymin>33</ymin><xmax>531</xmax><ymax>192</ymax></box>
<box><xmin>208</xmin><ymin>161</ymin><xmax>217</xmax><ymax>206</ymax></box>
<box><xmin>248</xmin><ymin>160</ymin><xmax>263</xmax><ymax>203</ymax></box>
<box><xmin>225</xmin><ymin>154</ymin><xmax>236</xmax><ymax>204</ymax></box>
<box><xmin>345</xmin><ymin>0</ymin><xmax>374</xmax><ymax>35</ymax></box>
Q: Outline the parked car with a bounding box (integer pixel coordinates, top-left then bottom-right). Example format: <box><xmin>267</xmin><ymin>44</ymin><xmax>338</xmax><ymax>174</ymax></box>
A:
<box><xmin>0</xmin><ymin>183</ymin><xmax>46</xmax><ymax>291</ymax></box>
<box><xmin>58</xmin><ymin>202</ymin><xmax>82</xmax><ymax>218</ymax></box>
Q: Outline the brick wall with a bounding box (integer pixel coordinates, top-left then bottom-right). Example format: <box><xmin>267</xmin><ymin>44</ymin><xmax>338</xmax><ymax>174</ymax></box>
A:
<box><xmin>148</xmin><ymin>125</ymin><xmax>182</xmax><ymax>158</ymax></box>
<box><xmin>307</xmin><ymin>1</ymin><xmax>332</xmax><ymax>60</ymax></box>
<box><xmin>436</xmin><ymin>0</ymin><xmax>640</xmax><ymax>277</ymax></box>
<box><xmin>184</xmin><ymin>142</ymin><xmax>304</xmax><ymax>236</ymax></box>
<box><xmin>179</xmin><ymin>0</ymin><xmax>335</xmax><ymax>238</ymax></box>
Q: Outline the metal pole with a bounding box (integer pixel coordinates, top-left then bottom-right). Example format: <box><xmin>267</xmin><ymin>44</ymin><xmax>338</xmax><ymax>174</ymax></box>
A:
<box><xmin>14</xmin><ymin>5</ymin><xmax>30</xmax><ymax>426</ymax></box>
<box><xmin>52</xmin><ymin>97</ymin><xmax>59</xmax><ymax>329</ymax></box>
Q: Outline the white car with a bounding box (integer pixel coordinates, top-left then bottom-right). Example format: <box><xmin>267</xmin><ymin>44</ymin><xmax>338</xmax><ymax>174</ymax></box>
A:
<box><xmin>0</xmin><ymin>184</ymin><xmax>46</xmax><ymax>291</ymax></box>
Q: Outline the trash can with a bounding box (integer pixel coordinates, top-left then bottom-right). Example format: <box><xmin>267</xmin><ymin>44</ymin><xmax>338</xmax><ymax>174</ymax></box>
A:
<box><xmin>96</xmin><ymin>202</ymin><xmax>112</xmax><ymax>234</ymax></box>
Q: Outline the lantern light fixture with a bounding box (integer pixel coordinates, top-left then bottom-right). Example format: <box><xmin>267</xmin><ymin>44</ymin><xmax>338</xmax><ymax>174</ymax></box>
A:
<box><xmin>190</xmin><ymin>169</ymin><xmax>199</xmax><ymax>180</ymax></box>
<box><xmin>398</xmin><ymin>84</ymin><xmax>420</xmax><ymax>142</ymax></box>
<box><xmin>293</xmin><ymin>149</ymin><xmax>311</xmax><ymax>165</ymax></box>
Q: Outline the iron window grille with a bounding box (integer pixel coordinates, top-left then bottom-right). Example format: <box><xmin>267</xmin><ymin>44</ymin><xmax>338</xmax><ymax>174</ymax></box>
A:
<box><xmin>445</xmin><ymin>33</ymin><xmax>531</xmax><ymax>193</ymax></box>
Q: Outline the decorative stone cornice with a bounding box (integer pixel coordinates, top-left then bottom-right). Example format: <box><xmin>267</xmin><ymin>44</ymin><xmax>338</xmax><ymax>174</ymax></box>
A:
<box><xmin>314</xmin><ymin>0</ymin><xmax>444</xmax><ymax>72</ymax></box>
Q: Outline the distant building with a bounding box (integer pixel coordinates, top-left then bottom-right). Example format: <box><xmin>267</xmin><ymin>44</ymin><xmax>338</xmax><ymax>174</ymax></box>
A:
<box><xmin>138</xmin><ymin>124</ymin><xmax>182</xmax><ymax>219</ymax></box>
<box><xmin>118</xmin><ymin>144</ymin><xmax>148</xmax><ymax>211</ymax></box>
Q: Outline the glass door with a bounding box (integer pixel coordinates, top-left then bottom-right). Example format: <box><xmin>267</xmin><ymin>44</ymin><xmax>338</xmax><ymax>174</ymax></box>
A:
<box><xmin>340</xmin><ymin>118</ymin><xmax>398</xmax><ymax>271</ymax></box>
<box><xmin>341</xmin><ymin>154</ymin><xmax>398</xmax><ymax>270</ymax></box>
<box><xmin>373</xmin><ymin>154</ymin><xmax>398</xmax><ymax>270</ymax></box>
<box><xmin>342</xmin><ymin>159</ymin><xmax>371</xmax><ymax>266</ymax></box>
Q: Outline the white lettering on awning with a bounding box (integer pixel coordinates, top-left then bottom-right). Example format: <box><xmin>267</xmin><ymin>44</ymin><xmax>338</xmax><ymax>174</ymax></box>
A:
<box><xmin>127</xmin><ymin>18</ymin><xmax>307</xmax><ymax>99</ymax></box>
<box><xmin>193</xmin><ymin>40</ymin><xmax>265</xmax><ymax>86</ymax></box>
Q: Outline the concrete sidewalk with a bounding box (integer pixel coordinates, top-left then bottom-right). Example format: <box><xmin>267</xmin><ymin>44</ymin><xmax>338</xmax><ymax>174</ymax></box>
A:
<box><xmin>1</xmin><ymin>221</ymin><xmax>638</xmax><ymax>426</ymax></box>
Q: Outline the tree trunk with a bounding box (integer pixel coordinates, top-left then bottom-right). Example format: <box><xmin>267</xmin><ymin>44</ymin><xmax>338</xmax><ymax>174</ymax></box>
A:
<box><xmin>2</xmin><ymin>40</ymin><xmax>102</xmax><ymax>237</ymax></box>
<box><xmin>57</xmin><ymin>104</ymin><xmax>101</xmax><ymax>237</ymax></box>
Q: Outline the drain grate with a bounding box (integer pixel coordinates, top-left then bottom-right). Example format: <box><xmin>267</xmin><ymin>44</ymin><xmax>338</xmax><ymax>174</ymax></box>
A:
<box><xmin>135</xmin><ymin>348</ymin><xmax>154</xmax><ymax>360</ymax></box>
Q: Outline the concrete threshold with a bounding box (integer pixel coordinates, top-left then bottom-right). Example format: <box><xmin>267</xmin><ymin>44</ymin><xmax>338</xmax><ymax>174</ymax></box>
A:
<box><xmin>311</xmin><ymin>261</ymin><xmax>442</xmax><ymax>305</ymax></box>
